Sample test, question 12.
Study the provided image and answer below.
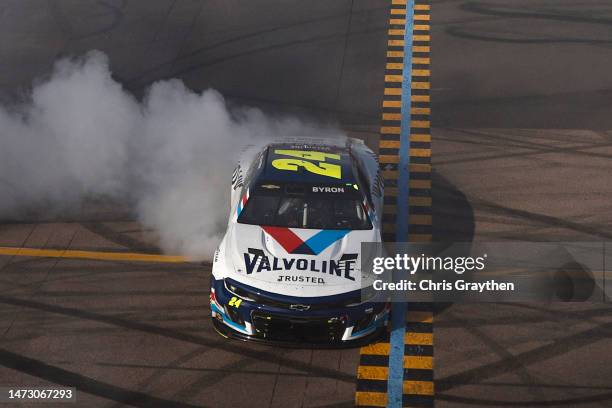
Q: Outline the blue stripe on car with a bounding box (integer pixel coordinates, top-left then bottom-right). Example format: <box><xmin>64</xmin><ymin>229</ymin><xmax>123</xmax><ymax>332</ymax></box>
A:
<box><xmin>303</xmin><ymin>229</ymin><xmax>350</xmax><ymax>255</ymax></box>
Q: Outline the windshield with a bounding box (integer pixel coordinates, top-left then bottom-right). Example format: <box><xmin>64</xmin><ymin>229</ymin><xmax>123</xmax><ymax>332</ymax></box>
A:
<box><xmin>238</xmin><ymin>195</ymin><xmax>372</xmax><ymax>230</ymax></box>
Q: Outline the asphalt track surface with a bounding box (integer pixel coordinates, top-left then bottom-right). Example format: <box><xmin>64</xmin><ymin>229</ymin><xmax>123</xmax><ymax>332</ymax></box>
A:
<box><xmin>1</xmin><ymin>1</ymin><xmax>612</xmax><ymax>407</ymax></box>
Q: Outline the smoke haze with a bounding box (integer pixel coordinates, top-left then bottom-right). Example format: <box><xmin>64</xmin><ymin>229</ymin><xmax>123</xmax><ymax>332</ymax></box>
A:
<box><xmin>0</xmin><ymin>51</ymin><xmax>345</xmax><ymax>259</ymax></box>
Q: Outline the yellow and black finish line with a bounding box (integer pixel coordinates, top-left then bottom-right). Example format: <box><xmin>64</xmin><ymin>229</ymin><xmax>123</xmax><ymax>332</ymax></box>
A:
<box><xmin>355</xmin><ymin>0</ymin><xmax>433</xmax><ymax>406</ymax></box>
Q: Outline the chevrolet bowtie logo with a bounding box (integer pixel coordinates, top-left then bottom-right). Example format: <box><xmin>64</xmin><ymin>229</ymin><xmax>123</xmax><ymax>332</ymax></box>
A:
<box><xmin>289</xmin><ymin>304</ymin><xmax>311</xmax><ymax>311</ymax></box>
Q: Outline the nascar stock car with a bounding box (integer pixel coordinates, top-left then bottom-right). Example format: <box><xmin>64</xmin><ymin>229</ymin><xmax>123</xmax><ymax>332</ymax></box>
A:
<box><xmin>210</xmin><ymin>138</ymin><xmax>389</xmax><ymax>345</ymax></box>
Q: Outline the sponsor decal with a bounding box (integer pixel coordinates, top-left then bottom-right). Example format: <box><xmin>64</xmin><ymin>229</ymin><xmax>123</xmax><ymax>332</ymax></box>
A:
<box><xmin>277</xmin><ymin>276</ymin><xmax>325</xmax><ymax>284</ymax></box>
<box><xmin>228</xmin><ymin>296</ymin><xmax>242</xmax><ymax>308</ymax></box>
<box><xmin>243</xmin><ymin>248</ymin><xmax>358</xmax><ymax>281</ymax></box>
<box><xmin>256</xmin><ymin>151</ymin><xmax>264</xmax><ymax>169</ymax></box>
<box><xmin>312</xmin><ymin>186</ymin><xmax>345</xmax><ymax>193</ymax></box>
<box><xmin>373</xmin><ymin>172</ymin><xmax>383</xmax><ymax>198</ymax></box>
<box><xmin>232</xmin><ymin>166</ymin><xmax>244</xmax><ymax>189</ymax></box>
<box><xmin>283</xmin><ymin>143</ymin><xmax>336</xmax><ymax>152</ymax></box>
<box><xmin>363</xmin><ymin>200</ymin><xmax>376</xmax><ymax>223</ymax></box>
<box><xmin>236</xmin><ymin>189</ymin><xmax>249</xmax><ymax>217</ymax></box>
<box><xmin>262</xmin><ymin>226</ymin><xmax>349</xmax><ymax>255</ymax></box>
<box><xmin>271</xmin><ymin>149</ymin><xmax>342</xmax><ymax>179</ymax></box>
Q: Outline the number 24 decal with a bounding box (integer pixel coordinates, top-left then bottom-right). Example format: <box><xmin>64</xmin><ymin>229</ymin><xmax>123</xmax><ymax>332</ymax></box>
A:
<box><xmin>271</xmin><ymin>149</ymin><xmax>342</xmax><ymax>179</ymax></box>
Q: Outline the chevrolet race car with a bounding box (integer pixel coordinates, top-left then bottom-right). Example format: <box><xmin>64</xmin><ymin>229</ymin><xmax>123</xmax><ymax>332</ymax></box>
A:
<box><xmin>210</xmin><ymin>138</ymin><xmax>389</xmax><ymax>346</ymax></box>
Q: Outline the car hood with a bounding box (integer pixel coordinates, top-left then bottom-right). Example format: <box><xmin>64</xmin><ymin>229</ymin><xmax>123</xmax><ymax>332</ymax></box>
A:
<box><xmin>222</xmin><ymin>223</ymin><xmax>377</xmax><ymax>297</ymax></box>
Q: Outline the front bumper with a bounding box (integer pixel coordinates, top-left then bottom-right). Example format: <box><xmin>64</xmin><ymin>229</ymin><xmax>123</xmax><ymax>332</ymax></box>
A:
<box><xmin>210</xmin><ymin>278</ymin><xmax>389</xmax><ymax>347</ymax></box>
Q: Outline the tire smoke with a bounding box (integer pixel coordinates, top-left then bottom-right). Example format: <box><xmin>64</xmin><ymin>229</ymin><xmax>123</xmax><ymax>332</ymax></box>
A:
<box><xmin>0</xmin><ymin>51</ymin><xmax>344</xmax><ymax>259</ymax></box>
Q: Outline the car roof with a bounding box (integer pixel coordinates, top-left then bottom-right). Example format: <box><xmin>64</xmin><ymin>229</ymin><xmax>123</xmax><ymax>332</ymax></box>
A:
<box><xmin>257</xmin><ymin>142</ymin><xmax>358</xmax><ymax>185</ymax></box>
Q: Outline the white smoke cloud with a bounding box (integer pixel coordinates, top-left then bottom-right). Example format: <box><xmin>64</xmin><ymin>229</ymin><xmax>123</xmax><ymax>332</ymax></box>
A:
<box><xmin>0</xmin><ymin>52</ymin><xmax>137</xmax><ymax>215</ymax></box>
<box><xmin>0</xmin><ymin>51</ymin><xmax>345</xmax><ymax>260</ymax></box>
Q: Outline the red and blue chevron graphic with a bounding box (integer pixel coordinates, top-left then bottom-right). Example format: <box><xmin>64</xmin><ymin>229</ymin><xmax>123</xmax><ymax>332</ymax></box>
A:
<box><xmin>236</xmin><ymin>189</ymin><xmax>249</xmax><ymax>217</ymax></box>
<box><xmin>262</xmin><ymin>226</ymin><xmax>350</xmax><ymax>255</ymax></box>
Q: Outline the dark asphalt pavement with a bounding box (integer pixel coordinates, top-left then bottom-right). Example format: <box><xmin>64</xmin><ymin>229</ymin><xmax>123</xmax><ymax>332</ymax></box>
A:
<box><xmin>431</xmin><ymin>1</ymin><xmax>612</xmax><ymax>406</ymax></box>
<box><xmin>1</xmin><ymin>1</ymin><xmax>611</xmax><ymax>407</ymax></box>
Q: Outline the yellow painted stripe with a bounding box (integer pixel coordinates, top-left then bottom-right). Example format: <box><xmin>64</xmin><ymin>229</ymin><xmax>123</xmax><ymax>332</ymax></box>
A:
<box><xmin>404</xmin><ymin>355</ymin><xmax>434</xmax><ymax>370</ymax></box>
<box><xmin>413</xmin><ymin>45</ymin><xmax>431</xmax><ymax>52</ymax></box>
<box><xmin>405</xmin><ymin>332</ymin><xmax>433</xmax><ymax>345</ymax></box>
<box><xmin>381</xmin><ymin>126</ymin><xmax>401</xmax><ymax>134</ymax></box>
<box><xmin>379</xmin><ymin>140</ymin><xmax>400</xmax><ymax>148</ymax></box>
<box><xmin>411</xmin><ymin>94</ymin><xmax>430</xmax><ymax>102</ymax></box>
<box><xmin>383</xmin><ymin>100</ymin><xmax>402</xmax><ymax>108</ymax></box>
<box><xmin>391</xmin><ymin>8</ymin><xmax>407</xmax><ymax>15</ymax></box>
<box><xmin>385</xmin><ymin>187</ymin><xmax>398</xmax><ymax>197</ymax></box>
<box><xmin>388</xmin><ymin>39</ymin><xmax>405</xmax><ymax>46</ymax></box>
<box><xmin>409</xmin><ymin>214</ymin><xmax>432</xmax><ymax>225</ymax></box>
<box><xmin>414</xmin><ymin>24</ymin><xmax>430</xmax><ymax>31</ymax></box>
<box><xmin>403</xmin><ymin>381</ymin><xmax>434</xmax><ymax>395</ymax></box>
<box><xmin>409</xmin><ymin>233</ymin><xmax>433</xmax><ymax>242</ymax></box>
<box><xmin>385</xmin><ymin>74</ymin><xmax>403</xmax><ymax>82</ymax></box>
<box><xmin>383</xmin><ymin>113</ymin><xmax>402</xmax><ymax>121</ymax></box>
<box><xmin>379</xmin><ymin>155</ymin><xmax>400</xmax><ymax>164</ymax></box>
<box><xmin>410</xmin><ymin>196</ymin><xmax>432</xmax><ymax>207</ymax></box>
<box><xmin>411</xmin><ymin>69</ymin><xmax>430</xmax><ymax>77</ymax></box>
<box><xmin>411</xmin><ymin>120</ymin><xmax>430</xmax><ymax>128</ymax></box>
<box><xmin>411</xmin><ymin>107</ymin><xmax>431</xmax><ymax>115</ymax></box>
<box><xmin>409</xmin><ymin>179</ymin><xmax>432</xmax><ymax>189</ymax></box>
<box><xmin>384</xmin><ymin>87</ymin><xmax>402</xmax><ymax>95</ymax></box>
<box><xmin>391</xmin><ymin>0</ymin><xmax>406</xmax><ymax>5</ymax></box>
<box><xmin>0</xmin><ymin>247</ymin><xmax>187</xmax><ymax>263</ymax></box>
<box><xmin>412</xmin><ymin>57</ymin><xmax>430</xmax><ymax>64</ymax></box>
<box><xmin>410</xmin><ymin>148</ymin><xmax>431</xmax><ymax>157</ymax></box>
<box><xmin>390</xmin><ymin>18</ymin><xmax>406</xmax><ymax>25</ymax></box>
<box><xmin>411</xmin><ymin>133</ymin><xmax>431</xmax><ymax>142</ymax></box>
<box><xmin>383</xmin><ymin>223</ymin><xmax>396</xmax><ymax>233</ymax></box>
<box><xmin>413</xmin><ymin>35</ymin><xmax>431</xmax><ymax>42</ymax></box>
<box><xmin>409</xmin><ymin>163</ymin><xmax>432</xmax><ymax>173</ymax></box>
<box><xmin>407</xmin><ymin>311</ymin><xmax>434</xmax><ymax>323</ymax></box>
<box><xmin>414</xmin><ymin>14</ymin><xmax>430</xmax><ymax>21</ymax></box>
<box><xmin>386</xmin><ymin>62</ymin><xmax>404</xmax><ymax>70</ymax></box>
<box><xmin>357</xmin><ymin>366</ymin><xmax>389</xmax><ymax>380</ymax></box>
<box><xmin>415</xmin><ymin>4</ymin><xmax>431</xmax><ymax>11</ymax></box>
<box><xmin>361</xmin><ymin>342</ymin><xmax>391</xmax><ymax>355</ymax></box>
<box><xmin>388</xmin><ymin>29</ymin><xmax>405</xmax><ymax>36</ymax></box>
<box><xmin>411</xmin><ymin>81</ymin><xmax>430</xmax><ymax>90</ymax></box>
<box><xmin>355</xmin><ymin>392</ymin><xmax>387</xmax><ymax>407</ymax></box>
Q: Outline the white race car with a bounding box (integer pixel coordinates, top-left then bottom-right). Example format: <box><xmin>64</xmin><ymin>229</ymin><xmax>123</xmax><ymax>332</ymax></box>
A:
<box><xmin>210</xmin><ymin>139</ymin><xmax>389</xmax><ymax>345</ymax></box>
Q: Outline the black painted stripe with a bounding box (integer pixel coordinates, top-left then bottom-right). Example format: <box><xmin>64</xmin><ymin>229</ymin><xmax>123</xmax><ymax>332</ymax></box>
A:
<box><xmin>356</xmin><ymin>379</ymin><xmax>389</xmax><ymax>393</ymax></box>
<box><xmin>406</xmin><ymin>322</ymin><xmax>433</xmax><ymax>333</ymax></box>
<box><xmin>359</xmin><ymin>354</ymin><xmax>391</xmax><ymax>367</ymax></box>
<box><xmin>405</xmin><ymin>344</ymin><xmax>434</xmax><ymax>356</ymax></box>
<box><xmin>404</xmin><ymin>368</ymin><xmax>434</xmax><ymax>382</ymax></box>
<box><xmin>403</xmin><ymin>394</ymin><xmax>434</xmax><ymax>407</ymax></box>
<box><xmin>407</xmin><ymin>225</ymin><xmax>433</xmax><ymax>234</ymax></box>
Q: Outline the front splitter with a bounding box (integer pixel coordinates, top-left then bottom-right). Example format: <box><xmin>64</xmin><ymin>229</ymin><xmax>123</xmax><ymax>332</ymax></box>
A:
<box><xmin>212</xmin><ymin>317</ymin><xmax>386</xmax><ymax>349</ymax></box>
